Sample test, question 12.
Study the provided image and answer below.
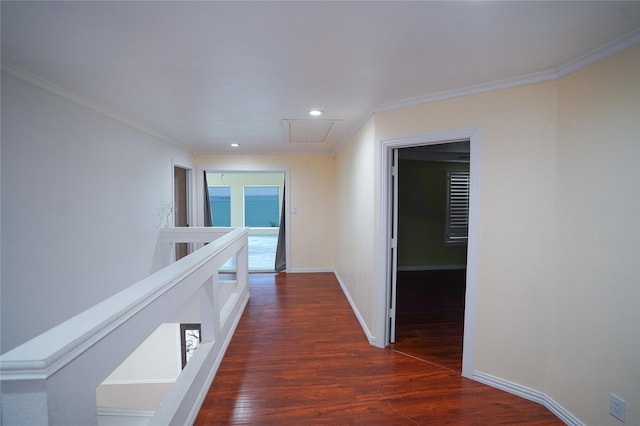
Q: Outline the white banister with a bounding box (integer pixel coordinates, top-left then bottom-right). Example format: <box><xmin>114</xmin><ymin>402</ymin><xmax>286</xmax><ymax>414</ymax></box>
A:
<box><xmin>1</xmin><ymin>227</ymin><xmax>250</xmax><ymax>426</ymax></box>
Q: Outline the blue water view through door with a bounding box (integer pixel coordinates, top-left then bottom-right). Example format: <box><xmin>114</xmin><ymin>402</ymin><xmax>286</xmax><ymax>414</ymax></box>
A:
<box><xmin>244</xmin><ymin>186</ymin><xmax>280</xmax><ymax>228</ymax></box>
<box><xmin>206</xmin><ymin>172</ymin><xmax>284</xmax><ymax>271</ymax></box>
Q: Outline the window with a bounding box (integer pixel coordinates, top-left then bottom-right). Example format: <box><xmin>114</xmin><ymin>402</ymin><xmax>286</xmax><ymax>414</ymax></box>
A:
<box><xmin>244</xmin><ymin>186</ymin><xmax>280</xmax><ymax>227</ymax></box>
<box><xmin>209</xmin><ymin>186</ymin><xmax>231</xmax><ymax>226</ymax></box>
<box><xmin>446</xmin><ymin>169</ymin><xmax>470</xmax><ymax>244</ymax></box>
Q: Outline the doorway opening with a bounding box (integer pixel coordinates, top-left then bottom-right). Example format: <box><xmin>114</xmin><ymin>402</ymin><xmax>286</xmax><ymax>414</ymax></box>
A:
<box><xmin>379</xmin><ymin>128</ymin><xmax>480</xmax><ymax>379</ymax></box>
<box><xmin>393</xmin><ymin>142</ymin><xmax>469</xmax><ymax>372</ymax></box>
<box><xmin>204</xmin><ymin>171</ymin><xmax>286</xmax><ymax>272</ymax></box>
<box><xmin>174</xmin><ymin>165</ymin><xmax>192</xmax><ymax>261</ymax></box>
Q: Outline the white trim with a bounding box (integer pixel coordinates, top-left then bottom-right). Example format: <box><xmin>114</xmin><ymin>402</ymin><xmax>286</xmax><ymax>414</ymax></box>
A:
<box><xmin>372</xmin><ymin>29</ymin><xmax>640</xmax><ymax>115</ymax></box>
<box><xmin>172</xmin><ymin>162</ymin><xmax>194</xmax><ymax>230</ymax></box>
<box><xmin>334</xmin><ymin>270</ymin><xmax>376</xmax><ymax>346</ymax></box>
<box><xmin>378</xmin><ymin>127</ymin><xmax>481</xmax><ymax>379</ymax></box>
<box><xmin>556</xmin><ymin>27</ymin><xmax>640</xmax><ymax>78</ymax></box>
<box><xmin>473</xmin><ymin>371</ymin><xmax>585</xmax><ymax>426</ymax></box>
<box><xmin>373</xmin><ymin>68</ymin><xmax>557</xmax><ymax>114</ymax></box>
<box><xmin>97</xmin><ymin>407</ymin><xmax>155</xmax><ymax>418</ymax></box>
<box><xmin>174</xmin><ymin>323</ymin><xmax>183</xmax><ymax>377</ymax></box>
<box><xmin>1</xmin><ymin>62</ymin><xmax>190</xmax><ymax>153</ymax></box>
<box><xmin>101</xmin><ymin>378</ymin><xmax>176</xmax><ymax>386</ymax></box>
<box><xmin>376</xmin><ymin>145</ymin><xmax>395</xmax><ymax>349</ymax></box>
<box><xmin>463</xmin><ymin>129</ymin><xmax>481</xmax><ymax>379</ymax></box>
<box><xmin>285</xmin><ymin>267</ymin><xmax>335</xmax><ymax>274</ymax></box>
<box><xmin>336</xmin><ymin>111</ymin><xmax>375</xmax><ymax>155</ymax></box>
<box><xmin>337</xmin><ymin>29</ymin><xmax>640</xmax><ymax>154</ymax></box>
<box><xmin>194</xmin><ymin>149</ymin><xmax>338</xmax><ymax>157</ymax></box>
<box><xmin>4</xmin><ymin>28</ymin><xmax>638</xmax><ymax>160</ymax></box>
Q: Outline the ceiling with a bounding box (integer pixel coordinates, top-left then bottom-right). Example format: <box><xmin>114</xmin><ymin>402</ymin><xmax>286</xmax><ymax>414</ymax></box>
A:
<box><xmin>2</xmin><ymin>1</ymin><xmax>639</xmax><ymax>155</ymax></box>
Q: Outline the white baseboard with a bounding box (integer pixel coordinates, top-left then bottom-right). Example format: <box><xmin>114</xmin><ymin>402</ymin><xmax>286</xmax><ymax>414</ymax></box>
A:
<box><xmin>97</xmin><ymin>407</ymin><xmax>155</xmax><ymax>418</ymax></box>
<box><xmin>100</xmin><ymin>378</ymin><xmax>176</xmax><ymax>386</ymax></box>
<box><xmin>285</xmin><ymin>267</ymin><xmax>335</xmax><ymax>273</ymax></box>
<box><xmin>333</xmin><ymin>270</ymin><xmax>376</xmax><ymax>346</ymax></box>
<box><xmin>473</xmin><ymin>371</ymin><xmax>584</xmax><ymax>426</ymax></box>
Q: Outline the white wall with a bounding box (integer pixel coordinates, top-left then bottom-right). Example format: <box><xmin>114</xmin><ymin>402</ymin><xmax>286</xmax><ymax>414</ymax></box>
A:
<box><xmin>97</xmin><ymin>323</ymin><xmax>180</xmax><ymax>411</ymax></box>
<box><xmin>335</xmin><ymin>44</ymin><xmax>639</xmax><ymax>425</ymax></box>
<box><xmin>549</xmin><ymin>45</ymin><xmax>640</xmax><ymax>425</ymax></box>
<box><xmin>196</xmin><ymin>154</ymin><xmax>336</xmax><ymax>272</ymax></box>
<box><xmin>335</xmin><ymin>118</ymin><xmax>378</xmax><ymax>342</ymax></box>
<box><xmin>0</xmin><ymin>72</ymin><xmax>194</xmax><ymax>353</ymax></box>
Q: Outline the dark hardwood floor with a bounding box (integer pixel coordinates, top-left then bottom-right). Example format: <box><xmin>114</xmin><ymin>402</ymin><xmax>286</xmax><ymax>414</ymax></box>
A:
<box><xmin>393</xmin><ymin>269</ymin><xmax>466</xmax><ymax>372</ymax></box>
<box><xmin>195</xmin><ymin>272</ymin><xmax>561</xmax><ymax>425</ymax></box>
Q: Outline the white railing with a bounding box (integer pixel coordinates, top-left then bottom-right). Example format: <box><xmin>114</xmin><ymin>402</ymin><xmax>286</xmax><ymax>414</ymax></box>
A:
<box><xmin>0</xmin><ymin>227</ymin><xmax>250</xmax><ymax>426</ymax></box>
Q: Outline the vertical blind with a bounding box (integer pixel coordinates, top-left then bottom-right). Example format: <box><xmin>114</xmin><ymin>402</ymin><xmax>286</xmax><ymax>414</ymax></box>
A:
<box><xmin>446</xmin><ymin>170</ymin><xmax>470</xmax><ymax>244</ymax></box>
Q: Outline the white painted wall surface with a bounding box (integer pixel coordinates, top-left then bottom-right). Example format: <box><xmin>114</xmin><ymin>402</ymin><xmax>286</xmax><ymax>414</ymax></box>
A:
<box><xmin>550</xmin><ymin>45</ymin><xmax>640</xmax><ymax>426</ymax></box>
<box><xmin>97</xmin><ymin>323</ymin><xmax>180</xmax><ymax>411</ymax></box>
<box><xmin>335</xmin><ymin>118</ymin><xmax>378</xmax><ymax>342</ymax></box>
<box><xmin>0</xmin><ymin>72</ymin><xmax>194</xmax><ymax>353</ymax></box>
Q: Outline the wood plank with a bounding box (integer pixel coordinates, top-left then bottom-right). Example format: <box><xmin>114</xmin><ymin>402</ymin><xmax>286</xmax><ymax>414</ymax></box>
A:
<box><xmin>196</xmin><ymin>272</ymin><xmax>561</xmax><ymax>425</ymax></box>
<box><xmin>393</xmin><ymin>269</ymin><xmax>466</xmax><ymax>372</ymax></box>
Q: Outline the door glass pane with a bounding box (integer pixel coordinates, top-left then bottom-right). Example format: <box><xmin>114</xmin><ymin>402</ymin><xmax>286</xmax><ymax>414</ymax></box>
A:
<box><xmin>244</xmin><ymin>186</ymin><xmax>280</xmax><ymax>227</ymax></box>
<box><xmin>209</xmin><ymin>186</ymin><xmax>231</xmax><ymax>226</ymax></box>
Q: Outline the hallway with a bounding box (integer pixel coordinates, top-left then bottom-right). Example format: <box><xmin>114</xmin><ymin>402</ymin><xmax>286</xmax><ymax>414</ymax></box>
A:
<box><xmin>195</xmin><ymin>272</ymin><xmax>561</xmax><ymax>425</ymax></box>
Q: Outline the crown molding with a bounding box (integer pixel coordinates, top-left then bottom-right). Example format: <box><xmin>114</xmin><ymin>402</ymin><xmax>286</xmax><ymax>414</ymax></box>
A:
<box><xmin>373</xmin><ymin>68</ymin><xmax>559</xmax><ymax>115</ymax></box>
<box><xmin>372</xmin><ymin>27</ymin><xmax>639</xmax><ymax>114</ymax></box>
<box><xmin>337</xmin><ymin>27</ymin><xmax>640</xmax><ymax>151</ymax></box>
<box><xmin>4</xmin><ymin>26</ymin><xmax>637</xmax><ymax>158</ymax></box>
<box><xmin>193</xmin><ymin>148</ymin><xmax>337</xmax><ymax>157</ymax></box>
<box><xmin>556</xmin><ymin>27</ymin><xmax>640</xmax><ymax>78</ymax></box>
<box><xmin>1</xmin><ymin>61</ymin><xmax>193</xmax><ymax>154</ymax></box>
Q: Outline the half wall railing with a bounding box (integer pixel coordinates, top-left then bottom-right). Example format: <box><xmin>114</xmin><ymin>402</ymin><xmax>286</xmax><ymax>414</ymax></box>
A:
<box><xmin>0</xmin><ymin>227</ymin><xmax>250</xmax><ymax>426</ymax></box>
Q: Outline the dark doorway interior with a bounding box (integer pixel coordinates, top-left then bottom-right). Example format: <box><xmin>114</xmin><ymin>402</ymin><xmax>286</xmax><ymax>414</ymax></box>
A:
<box><xmin>174</xmin><ymin>166</ymin><xmax>189</xmax><ymax>260</ymax></box>
<box><xmin>393</xmin><ymin>269</ymin><xmax>466</xmax><ymax>372</ymax></box>
<box><xmin>392</xmin><ymin>141</ymin><xmax>470</xmax><ymax>372</ymax></box>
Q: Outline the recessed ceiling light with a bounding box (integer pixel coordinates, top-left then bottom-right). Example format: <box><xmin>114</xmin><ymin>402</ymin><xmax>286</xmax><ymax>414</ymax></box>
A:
<box><xmin>230</xmin><ymin>143</ymin><xmax>240</xmax><ymax>147</ymax></box>
<box><xmin>308</xmin><ymin>109</ymin><xmax>323</xmax><ymax>117</ymax></box>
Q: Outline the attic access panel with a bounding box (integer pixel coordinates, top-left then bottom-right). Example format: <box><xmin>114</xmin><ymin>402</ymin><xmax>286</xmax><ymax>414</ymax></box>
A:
<box><xmin>282</xmin><ymin>119</ymin><xmax>339</xmax><ymax>144</ymax></box>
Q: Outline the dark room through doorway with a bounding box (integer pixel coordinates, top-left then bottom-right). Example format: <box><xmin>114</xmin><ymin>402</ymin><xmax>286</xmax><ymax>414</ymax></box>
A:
<box><xmin>392</xmin><ymin>141</ymin><xmax>470</xmax><ymax>372</ymax></box>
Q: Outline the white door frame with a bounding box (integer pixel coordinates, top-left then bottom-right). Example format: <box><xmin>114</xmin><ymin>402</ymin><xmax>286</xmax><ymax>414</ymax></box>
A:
<box><xmin>377</xmin><ymin>127</ymin><xmax>481</xmax><ymax>379</ymax></box>
<box><xmin>172</xmin><ymin>163</ymin><xmax>194</xmax><ymax>258</ymax></box>
<box><xmin>172</xmin><ymin>162</ymin><xmax>194</xmax><ymax>228</ymax></box>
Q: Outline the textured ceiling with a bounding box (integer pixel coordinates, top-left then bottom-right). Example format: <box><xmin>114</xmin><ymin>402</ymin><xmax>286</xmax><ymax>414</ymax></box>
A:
<box><xmin>2</xmin><ymin>1</ymin><xmax>639</xmax><ymax>155</ymax></box>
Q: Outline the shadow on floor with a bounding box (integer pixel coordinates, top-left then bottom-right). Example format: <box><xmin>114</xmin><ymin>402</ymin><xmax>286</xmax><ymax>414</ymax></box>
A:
<box><xmin>393</xmin><ymin>269</ymin><xmax>466</xmax><ymax>372</ymax></box>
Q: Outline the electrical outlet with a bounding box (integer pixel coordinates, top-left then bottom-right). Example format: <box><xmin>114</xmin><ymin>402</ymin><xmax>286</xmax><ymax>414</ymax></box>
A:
<box><xmin>609</xmin><ymin>393</ymin><xmax>626</xmax><ymax>422</ymax></box>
